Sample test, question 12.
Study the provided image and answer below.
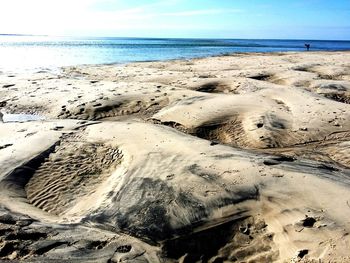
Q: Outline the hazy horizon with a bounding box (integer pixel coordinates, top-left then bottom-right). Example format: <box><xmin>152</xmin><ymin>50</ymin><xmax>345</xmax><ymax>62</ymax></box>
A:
<box><xmin>0</xmin><ymin>0</ymin><xmax>349</xmax><ymax>40</ymax></box>
<box><xmin>1</xmin><ymin>34</ymin><xmax>350</xmax><ymax>42</ymax></box>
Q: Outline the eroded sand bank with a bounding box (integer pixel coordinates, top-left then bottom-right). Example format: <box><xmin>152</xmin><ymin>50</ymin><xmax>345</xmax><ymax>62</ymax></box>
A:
<box><xmin>1</xmin><ymin>52</ymin><xmax>350</xmax><ymax>262</ymax></box>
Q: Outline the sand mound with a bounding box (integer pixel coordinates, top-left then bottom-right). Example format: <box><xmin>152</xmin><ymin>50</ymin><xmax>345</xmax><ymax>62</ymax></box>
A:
<box><xmin>309</xmin><ymin>81</ymin><xmax>350</xmax><ymax>104</ymax></box>
<box><xmin>153</xmin><ymin>87</ymin><xmax>350</xmax><ymax>149</ymax></box>
<box><xmin>72</xmin><ymin>122</ymin><xmax>350</xmax><ymax>262</ymax></box>
<box><xmin>1</xmin><ymin>120</ymin><xmax>350</xmax><ymax>262</ymax></box>
<box><xmin>191</xmin><ymin>111</ymin><xmax>293</xmax><ymax>148</ymax></box>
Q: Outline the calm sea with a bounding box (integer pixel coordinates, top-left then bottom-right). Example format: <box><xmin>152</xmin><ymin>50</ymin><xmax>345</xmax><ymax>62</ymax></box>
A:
<box><xmin>1</xmin><ymin>35</ymin><xmax>350</xmax><ymax>71</ymax></box>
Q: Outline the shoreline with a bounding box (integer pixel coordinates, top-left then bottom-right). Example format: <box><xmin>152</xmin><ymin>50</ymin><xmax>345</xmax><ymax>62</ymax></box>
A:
<box><xmin>58</xmin><ymin>50</ymin><xmax>350</xmax><ymax>78</ymax></box>
<box><xmin>2</xmin><ymin>50</ymin><xmax>350</xmax><ymax>75</ymax></box>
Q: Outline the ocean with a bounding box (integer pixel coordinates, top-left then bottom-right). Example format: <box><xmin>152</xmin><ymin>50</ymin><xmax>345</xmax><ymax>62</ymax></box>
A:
<box><xmin>1</xmin><ymin>35</ymin><xmax>350</xmax><ymax>71</ymax></box>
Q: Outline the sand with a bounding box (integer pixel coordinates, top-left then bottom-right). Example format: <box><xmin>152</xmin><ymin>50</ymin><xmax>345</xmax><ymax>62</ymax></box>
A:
<box><xmin>0</xmin><ymin>51</ymin><xmax>350</xmax><ymax>262</ymax></box>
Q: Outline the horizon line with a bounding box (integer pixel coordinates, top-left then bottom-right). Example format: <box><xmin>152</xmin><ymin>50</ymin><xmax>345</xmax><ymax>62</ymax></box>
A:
<box><xmin>1</xmin><ymin>33</ymin><xmax>350</xmax><ymax>42</ymax></box>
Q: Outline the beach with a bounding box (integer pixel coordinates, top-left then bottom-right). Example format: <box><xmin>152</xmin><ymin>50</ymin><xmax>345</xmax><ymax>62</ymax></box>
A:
<box><xmin>1</xmin><ymin>51</ymin><xmax>350</xmax><ymax>262</ymax></box>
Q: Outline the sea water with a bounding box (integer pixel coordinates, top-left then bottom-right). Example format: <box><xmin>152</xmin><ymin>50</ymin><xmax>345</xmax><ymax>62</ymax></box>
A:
<box><xmin>1</xmin><ymin>35</ymin><xmax>350</xmax><ymax>71</ymax></box>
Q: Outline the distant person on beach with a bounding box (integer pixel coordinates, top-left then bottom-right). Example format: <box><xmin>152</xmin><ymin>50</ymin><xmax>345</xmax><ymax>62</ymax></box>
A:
<box><xmin>305</xmin><ymin>43</ymin><xmax>310</xmax><ymax>51</ymax></box>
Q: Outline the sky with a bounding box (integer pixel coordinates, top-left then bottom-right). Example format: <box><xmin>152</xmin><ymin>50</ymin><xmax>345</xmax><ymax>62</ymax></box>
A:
<box><xmin>0</xmin><ymin>0</ymin><xmax>349</xmax><ymax>40</ymax></box>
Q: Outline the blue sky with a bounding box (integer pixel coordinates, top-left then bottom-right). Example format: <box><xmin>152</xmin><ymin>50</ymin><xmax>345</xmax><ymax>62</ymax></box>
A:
<box><xmin>0</xmin><ymin>0</ymin><xmax>349</xmax><ymax>39</ymax></box>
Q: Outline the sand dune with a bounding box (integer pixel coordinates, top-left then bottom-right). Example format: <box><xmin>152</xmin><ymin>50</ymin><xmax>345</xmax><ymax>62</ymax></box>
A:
<box><xmin>1</xmin><ymin>52</ymin><xmax>350</xmax><ymax>262</ymax></box>
<box><xmin>153</xmin><ymin>86</ymin><xmax>350</xmax><ymax>150</ymax></box>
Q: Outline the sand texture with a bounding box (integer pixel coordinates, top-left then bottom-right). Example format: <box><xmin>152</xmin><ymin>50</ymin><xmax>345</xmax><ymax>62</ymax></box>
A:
<box><xmin>1</xmin><ymin>51</ymin><xmax>350</xmax><ymax>262</ymax></box>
